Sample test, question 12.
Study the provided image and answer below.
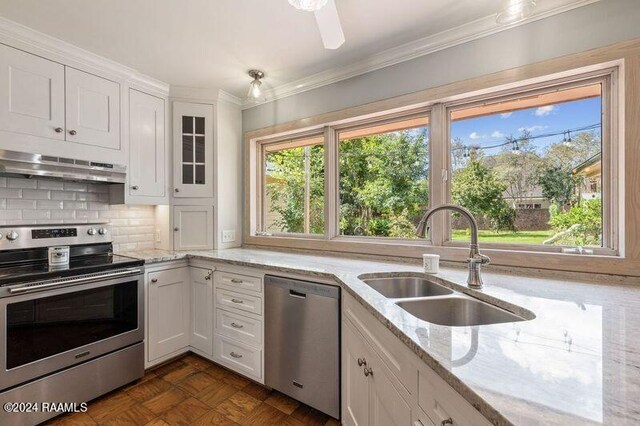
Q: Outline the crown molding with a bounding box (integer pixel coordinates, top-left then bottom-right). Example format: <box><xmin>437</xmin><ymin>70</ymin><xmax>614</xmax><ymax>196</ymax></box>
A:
<box><xmin>218</xmin><ymin>90</ymin><xmax>243</xmax><ymax>106</ymax></box>
<box><xmin>243</xmin><ymin>0</ymin><xmax>601</xmax><ymax>109</ymax></box>
<box><xmin>0</xmin><ymin>16</ymin><xmax>169</xmax><ymax>95</ymax></box>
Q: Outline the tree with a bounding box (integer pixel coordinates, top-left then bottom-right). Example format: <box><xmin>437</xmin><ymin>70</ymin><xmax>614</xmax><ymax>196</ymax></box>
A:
<box><xmin>537</xmin><ymin>166</ymin><xmax>579</xmax><ymax>210</ymax></box>
<box><xmin>451</xmin><ymin>153</ymin><xmax>516</xmax><ymax>232</ymax></box>
<box><xmin>548</xmin><ymin>198</ymin><xmax>602</xmax><ymax>246</ymax></box>
<box><xmin>545</xmin><ymin>131</ymin><xmax>600</xmax><ymax>169</ymax></box>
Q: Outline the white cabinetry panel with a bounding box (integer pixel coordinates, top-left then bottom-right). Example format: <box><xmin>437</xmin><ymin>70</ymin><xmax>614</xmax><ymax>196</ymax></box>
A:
<box><xmin>0</xmin><ymin>44</ymin><xmax>65</xmax><ymax>140</ymax></box>
<box><xmin>65</xmin><ymin>67</ymin><xmax>120</xmax><ymax>150</ymax></box>
<box><xmin>173</xmin><ymin>205</ymin><xmax>214</xmax><ymax>250</ymax></box>
<box><xmin>190</xmin><ymin>266</ymin><xmax>214</xmax><ymax>356</ymax></box>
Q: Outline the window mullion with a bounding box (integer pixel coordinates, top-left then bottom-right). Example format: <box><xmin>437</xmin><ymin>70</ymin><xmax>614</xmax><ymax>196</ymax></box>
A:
<box><xmin>324</xmin><ymin>126</ymin><xmax>338</xmax><ymax>240</ymax></box>
<box><xmin>429</xmin><ymin>103</ymin><xmax>447</xmax><ymax>247</ymax></box>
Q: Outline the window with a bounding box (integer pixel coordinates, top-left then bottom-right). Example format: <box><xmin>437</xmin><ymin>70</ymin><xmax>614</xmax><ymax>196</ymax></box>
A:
<box><xmin>448</xmin><ymin>80</ymin><xmax>606</xmax><ymax>248</ymax></box>
<box><xmin>338</xmin><ymin>115</ymin><xmax>430</xmax><ymax>239</ymax></box>
<box><xmin>249</xmin><ymin>66</ymin><xmax>618</xmax><ymax>260</ymax></box>
<box><xmin>261</xmin><ymin>135</ymin><xmax>325</xmax><ymax>235</ymax></box>
<box><xmin>181</xmin><ymin>116</ymin><xmax>207</xmax><ymax>185</ymax></box>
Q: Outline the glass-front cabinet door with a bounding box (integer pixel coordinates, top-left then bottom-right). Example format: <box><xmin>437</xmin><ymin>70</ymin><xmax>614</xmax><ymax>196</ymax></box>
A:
<box><xmin>173</xmin><ymin>102</ymin><xmax>214</xmax><ymax>197</ymax></box>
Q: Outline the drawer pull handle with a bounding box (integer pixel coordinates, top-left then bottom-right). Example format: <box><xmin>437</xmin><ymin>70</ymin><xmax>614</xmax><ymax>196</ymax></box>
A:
<box><xmin>357</xmin><ymin>358</ymin><xmax>367</xmax><ymax>367</ymax></box>
<box><xmin>151</xmin><ymin>278</ymin><xmax>158</xmax><ymax>283</ymax></box>
<box><xmin>231</xmin><ymin>298</ymin><xmax>244</xmax><ymax>304</ymax></box>
<box><xmin>230</xmin><ymin>278</ymin><xmax>244</xmax><ymax>284</ymax></box>
<box><xmin>441</xmin><ymin>418</ymin><xmax>453</xmax><ymax>426</ymax></box>
<box><xmin>69</xmin><ymin>129</ymin><xmax>77</xmax><ymax>135</ymax></box>
<box><xmin>54</xmin><ymin>127</ymin><xmax>64</xmax><ymax>133</ymax></box>
<box><xmin>230</xmin><ymin>351</ymin><xmax>243</xmax><ymax>359</ymax></box>
<box><xmin>363</xmin><ymin>367</ymin><xmax>373</xmax><ymax>377</ymax></box>
<box><xmin>230</xmin><ymin>322</ymin><xmax>244</xmax><ymax>329</ymax></box>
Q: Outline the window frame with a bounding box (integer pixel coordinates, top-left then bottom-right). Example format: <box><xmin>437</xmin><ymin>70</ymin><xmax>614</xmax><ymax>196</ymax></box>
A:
<box><xmin>247</xmin><ymin>63</ymin><xmax>622</xmax><ymax>261</ymax></box>
<box><xmin>443</xmin><ymin>70</ymin><xmax>617</xmax><ymax>255</ymax></box>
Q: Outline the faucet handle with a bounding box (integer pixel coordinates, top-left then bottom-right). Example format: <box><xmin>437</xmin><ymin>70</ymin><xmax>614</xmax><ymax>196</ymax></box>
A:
<box><xmin>470</xmin><ymin>253</ymin><xmax>490</xmax><ymax>265</ymax></box>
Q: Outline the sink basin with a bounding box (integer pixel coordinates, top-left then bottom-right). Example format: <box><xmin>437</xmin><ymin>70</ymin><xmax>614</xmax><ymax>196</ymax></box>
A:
<box><xmin>396</xmin><ymin>295</ymin><xmax>525</xmax><ymax>326</ymax></box>
<box><xmin>362</xmin><ymin>276</ymin><xmax>453</xmax><ymax>299</ymax></box>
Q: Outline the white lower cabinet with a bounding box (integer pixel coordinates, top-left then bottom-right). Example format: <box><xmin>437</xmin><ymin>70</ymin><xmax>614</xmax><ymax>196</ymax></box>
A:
<box><xmin>190</xmin><ymin>266</ymin><xmax>214</xmax><ymax>356</ymax></box>
<box><xmin>343</xmin><ymin>319</ymin><xmax>411</xmax><ymax>426</ymax></box>
<box><xmin>342</xmin><ymin>292</ymin><xmax>491</xmax><ymax>426</ymax></box>
<box><xmin>147</xmin><ymin>266</ymin><xmax>190</xmax><ymax>363</ymax></box>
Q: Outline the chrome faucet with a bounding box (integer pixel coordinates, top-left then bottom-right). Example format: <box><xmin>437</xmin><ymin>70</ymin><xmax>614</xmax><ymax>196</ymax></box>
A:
<box><xmin>416</xmin><ymin>204</ymin><xmax>490</xmax><ymax>289</ymax></box>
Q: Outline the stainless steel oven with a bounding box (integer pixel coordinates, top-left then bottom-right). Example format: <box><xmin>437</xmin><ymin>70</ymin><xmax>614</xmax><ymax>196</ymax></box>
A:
<box><xmin>0</xmin><ymin>267</ymin><xmax>143</xmax><ymax>391</ymax></box>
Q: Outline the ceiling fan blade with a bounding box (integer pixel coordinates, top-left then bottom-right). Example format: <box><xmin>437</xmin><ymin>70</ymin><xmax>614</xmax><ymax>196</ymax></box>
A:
<box><xmin>313</xmin><ymin>0</ymin><xmax>345</xmax><ymax>50</ymax></box>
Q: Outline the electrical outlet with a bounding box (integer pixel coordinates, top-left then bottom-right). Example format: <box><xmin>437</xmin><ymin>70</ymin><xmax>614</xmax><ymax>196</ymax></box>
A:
<box><xmin>222</xmin><ymin>230</ymin><xmax>236</xmax><ymax>243</ymax></box>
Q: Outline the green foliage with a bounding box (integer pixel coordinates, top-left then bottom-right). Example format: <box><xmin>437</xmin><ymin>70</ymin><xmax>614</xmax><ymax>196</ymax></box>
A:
<box><xmin>451</xmin><ymin>155</ymin><xmax>516</xmax><ymax>232</ymax></box>
<box><xmin>266</xmin><ymin>145</ymin><xmax>325</xmax><ymax>234</ymax></box>
<box><xmin>338</xmin><ymin>129</ymin><xmax>429</xmax><ymax>237</ymax></box>
<box><xmin>548</xmin><ymin>198</ymin><xmax>602</xmax><ymax>246</ymax></box>
<box><xmin>538</xmin><ymin>166</ymin><xmax>580</xmax><ymax>209</ymax></box>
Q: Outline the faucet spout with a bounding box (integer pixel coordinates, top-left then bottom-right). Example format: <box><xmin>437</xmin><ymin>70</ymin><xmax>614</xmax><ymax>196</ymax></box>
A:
<box><xmin>416</xmin><ymin>204</ymin><xmax>490</xmax><ymax>289</ymax></box>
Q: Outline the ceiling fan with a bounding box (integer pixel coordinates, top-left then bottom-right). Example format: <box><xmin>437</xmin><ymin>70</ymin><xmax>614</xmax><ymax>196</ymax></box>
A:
<box><xmin>288</xmin><ymin>0</ymin><xmax>345</xmax><ymax>49</ymax></box>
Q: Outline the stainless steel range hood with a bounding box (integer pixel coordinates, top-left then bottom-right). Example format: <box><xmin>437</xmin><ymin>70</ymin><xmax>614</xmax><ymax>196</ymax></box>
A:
<box><xmin>0</xmin><ymin>150</ymin><xmax>126</xmax><ymax>183</ymax></box>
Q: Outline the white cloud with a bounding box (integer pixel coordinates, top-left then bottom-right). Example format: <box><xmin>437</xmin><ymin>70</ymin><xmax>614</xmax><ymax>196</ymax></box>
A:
<box><xmin>469</xmin><ymin>132</ymin><xmax>482</xmax><ymax>140</ymax></box>
<box><xmin>534</xmin><ymin>105</ymin><xmax>555</xmax><ymax>117</ymax></box>
<box><xmin>500</xmin><ymin>112</ymin><xmax>513</xmax><ymax>118</ymax></box>
<box><xmin>491</xmin><ymin>130</ymin><xmax>505</xmax><ymax>138</ymax></box>
<box><xmin>518</xmin><ymin>125</ymin><xmax>546</xmax><ymax>133</ymax></box>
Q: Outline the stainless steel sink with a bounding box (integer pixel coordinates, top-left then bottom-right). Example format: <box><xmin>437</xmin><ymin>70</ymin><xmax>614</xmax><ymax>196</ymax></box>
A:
<box><xmin>362</xmin><ymin>276</ymin><xmax>453</xmax><ymax>299</ymax></box>
<box><xmin>396</xmin><ymin>295</ymin><xmax>525</xmax><ymax>326</ymax></box>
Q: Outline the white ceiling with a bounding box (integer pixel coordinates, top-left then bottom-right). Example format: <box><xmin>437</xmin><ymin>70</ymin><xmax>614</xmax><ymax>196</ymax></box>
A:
<box><xmin>0</xmin><ymin>0</ymin><xmax>596</xmax><ymax>101</ymax></box>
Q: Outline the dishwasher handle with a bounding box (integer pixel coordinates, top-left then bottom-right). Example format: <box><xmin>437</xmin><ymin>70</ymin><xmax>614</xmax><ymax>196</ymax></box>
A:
<box><xmin>265</xmin><ymin>275</ymin><xmax>340</xmax><ymax>299</ymax></box>
<box><xmin>289</xmin><ymin>289</ymin><xmax>306</xmax><ymax>299</ymax></box>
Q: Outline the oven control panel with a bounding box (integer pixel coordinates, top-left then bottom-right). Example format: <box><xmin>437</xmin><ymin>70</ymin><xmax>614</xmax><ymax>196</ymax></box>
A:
<box><xmin>0</xmin><ymin>223</ymin><xmax>111</xmax><ymax>250</ymax></box>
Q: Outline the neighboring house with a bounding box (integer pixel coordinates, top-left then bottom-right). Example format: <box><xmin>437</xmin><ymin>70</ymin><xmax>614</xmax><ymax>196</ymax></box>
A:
<box><xmin>503</xmin><ymin>186</ymin><xmax>551</xmax><ymax>210</ymax></box>
<box><xmin>573</xmin><ymin>153</ymin><xmax>602</xmax><ymax>200</ymax></box>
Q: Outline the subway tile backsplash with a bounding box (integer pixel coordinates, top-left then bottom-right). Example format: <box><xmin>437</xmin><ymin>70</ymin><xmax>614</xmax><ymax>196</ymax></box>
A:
<box><xmin>0</xmin><ymin>177</ymin><xmax>156</xmax><ymax>252</ymax></box>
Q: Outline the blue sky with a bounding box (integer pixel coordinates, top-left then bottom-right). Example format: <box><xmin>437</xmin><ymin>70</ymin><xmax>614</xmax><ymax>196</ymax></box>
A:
<box><xmin>450</xmin><ymin>97</ymin><xmax>602</xmax><ymax>156</ymax></box>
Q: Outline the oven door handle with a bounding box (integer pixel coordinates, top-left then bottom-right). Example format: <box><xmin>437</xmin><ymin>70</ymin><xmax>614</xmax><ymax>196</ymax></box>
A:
<box><xmin>8</xmin><ymin>268</ymin><xmax>143</xmax><ymax>294</ymax></box>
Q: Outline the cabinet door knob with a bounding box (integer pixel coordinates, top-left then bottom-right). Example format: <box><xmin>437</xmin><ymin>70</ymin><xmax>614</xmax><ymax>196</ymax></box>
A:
<box><xmin>363</xmin><ymin>367</ymin><xmax>373</xmax><ymax>377</ymax></box>
<box><xmin>54</xmin><ymin>127</ymin><xmax>64</xmax><ymax>133</ymax></box>
<box><xmin>151</xmin><ymin>278</ymin><xmax>158</xmax><ymax>283</ymax></box>
<box><xmin>441</xmin><ymin>418</ymin><xmax>453</xmax><ymax>426</ymax></box>
<box><xmin>131</xmin><ymin>185</ymin><xmax>139</xmax><ymax>190</ymax></box>
<box><xmin>174</xmin><ymin>188</ymin><xmax>180</xmax><ymax>192</ymax></box>
<box><xmin>205</xmin><ymin>271</ymin><xmax>212</xmax><ymax>280</ymax></box>
<box><xmin>69</xmin><ymin>129</ymin><xmax>77</xmax><ymax>135</ymax></box>
<box><xmin>174</xmin><ymin>227</ymin><xmax>179</xmax><ymax>232</ymax></box>
<box><xmin>357</xmin><ymin>358</ymin><xmax>367</xmax><ymax>367</ymax></box>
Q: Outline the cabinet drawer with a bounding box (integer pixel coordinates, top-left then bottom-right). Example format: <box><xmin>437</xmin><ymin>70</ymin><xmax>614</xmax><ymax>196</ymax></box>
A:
<box><xmin>418</xmin><ymin>367</ymin><xmax>491</xmax><ymax>426</ymax></box>
<box><xmin>214</xmin><ymin>334</ymin><xmax>261</xmax><ymax>379</ymax></box>
<box><xmin>215</xmin><ymin>271</ymin><xmax>262</xmax><ymax>294</ymax></box>
<box><xmin>215</xmin><ymin>288</ymin><xmax>262</xmax><ymax>316</ymax></box>
<box><xmin>216</xmin><ymin>308</ymin><xmax>262</xmax><ymax>346</ymax></box>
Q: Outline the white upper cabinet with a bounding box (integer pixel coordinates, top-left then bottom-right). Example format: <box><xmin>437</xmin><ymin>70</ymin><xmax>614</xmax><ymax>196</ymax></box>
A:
<box><xmin>0</xmin><ymin>44</ymin><xmax>65</xmax><ymax>140</ymax></box>
<box><xmin>173</xmin><ymin>205</ymin><xmax>214</xmax><ymax>250</ymax></box>
<box><xmin>129</xmin><ymin>89</ymin><xmax>166</xmax><ymax>199</ymax></box>
<box><xmin>65</xmin><ymin>67</ymin><xmax>120</xmax><ymax>150</ymax></box>
<box><xmin>173</xmin><ymin>102</ymin><xmax>214</xmax><ymax>198</ymax></box>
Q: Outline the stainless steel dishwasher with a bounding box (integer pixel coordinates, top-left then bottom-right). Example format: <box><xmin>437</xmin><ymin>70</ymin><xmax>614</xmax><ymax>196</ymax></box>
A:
<box><xmin>265</xmin><ymin>275</ymin><xmax>340</xmax><ymax>419</ymax></box>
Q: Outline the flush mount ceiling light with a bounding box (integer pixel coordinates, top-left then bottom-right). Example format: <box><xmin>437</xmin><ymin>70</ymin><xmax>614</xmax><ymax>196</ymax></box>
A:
<box><xmin>246</xmin><ymin>70</ymin><xmax>265</xmax><ymax>103</ymax></box>
<box><xmin>288</xmin><ymin>0</ymin><xmax>329</xmax><ymax>12</ymax></box>
<box><xmin>496</xmin><ymin>0</ymin><xmax>537</xmax><ymax>24</ymax></box>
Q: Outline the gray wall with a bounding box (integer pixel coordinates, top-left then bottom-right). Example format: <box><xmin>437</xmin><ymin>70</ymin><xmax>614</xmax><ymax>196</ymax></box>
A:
<box><xmin>243</xmin><ymin>0</ymin><xmax>640</xmax><ymax>132</ymax></box>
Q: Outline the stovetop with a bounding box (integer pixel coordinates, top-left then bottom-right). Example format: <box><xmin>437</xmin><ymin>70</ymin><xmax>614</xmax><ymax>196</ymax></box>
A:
<box><xmin>0</xmin><ymin>253</ymin><xmax>144</xmax><ymax>286</ymax></box>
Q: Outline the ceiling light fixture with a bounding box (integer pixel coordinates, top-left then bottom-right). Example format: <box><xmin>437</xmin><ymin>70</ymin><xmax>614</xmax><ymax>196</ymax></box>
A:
<box><xmin>496</xmin><ymin>0</ymin><xmax>536</xmax><ymax>25</ymax></box>
<box><xmin>288</xmin><ymin>0</ymin><xmax>329</xmax><ymax>12</ymax></box>
<box><xmin>246</xmin><ymin>70</ymin><xmax>265</xmax><ymax>102</ymax></box>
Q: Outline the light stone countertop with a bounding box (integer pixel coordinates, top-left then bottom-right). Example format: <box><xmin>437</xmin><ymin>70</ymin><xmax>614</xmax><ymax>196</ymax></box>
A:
<box><xmin>120</xmin><ymin>247</ymin><xmax>640</xmax><ymax>425</ymax></box>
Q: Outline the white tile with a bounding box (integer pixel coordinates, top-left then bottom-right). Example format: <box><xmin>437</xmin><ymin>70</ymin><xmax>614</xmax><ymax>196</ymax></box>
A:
<box><xmin>63</xmin><ymin>182</ymin><xmax>87</xmax><ymax>192</ymax></box>
<box><xmin>22</xmin><ymin>189</ymin><xmax>50</xmax><ymax>200</ymax></box>
<box><xmin>7</xmin><ymin>178</ymin><xmax>37</xmax><ymax>189</ymax></box>
<box><xmin>37</xmin><ymin>200</ymin><xmax>64</xmax><ymax>210</ymax></box>
<box><xmin>0</xmin><ymin>188</ymin><xmax>21</xmax><ymax>198</ymax></box>
<box><xmin>6</xmin><ymin>219</ymin><xmax>35</xmax><ymax>225</ymax></box>
<box><xmin>98</xmin><ymin>210</ymin><xmax>119</xmax><ymax>219</ymax></box>
<box><xmin>0</xmin><ymin>210</ymin><xmax>22</xmax><ymax>220</ymax></box>
<box><xmin>76</xmin><ymin>210</ymin><xmax>99</xmax><ymax>220</ymax></box>
<box><xmin>0</xmin><ymin>177</ymin><xmax>6</xmax><ymax>188</ymax></box>
<box><xmin>88</xmin><ymin>202</ymin><xmax>110</xmax><ymax>211</ymax></box>
<box><xmin>51</xmin><ymin>210</ymin><xmax>75</xmax><ymax>220</ymax></box>
<box><xmin>51</xmin><ymin>191</ymin><xmax>76</xmax><ymax>201</ymax></box>
<box><xmin>62</xmin><ymin>201</ymin><xmax>86</xmax><ymax>210</ymax></box>
<box><xmin>7</xmin><ymin>199</ymin><xmax>36</xmax><ymax>210</ymax></box>
<box><xmin>37</xmin><ymin>180</ymin><xmax>64</xmax><ymax>190</ymax></box>
<box><xmin>39</xmin><ymin>219</ymin><xmax>63</xmax><ymax>224</ymax></box>
<box><xmin>23</xmin><ymin>210</ymin><xmax>51</xmax><ymax>220</ymax></box>
<box><xmin>88</xmin><ymin>184</ymin><xmax>109</xmax><ymax>194</ymax></box>
<box><xmin>0</xmin><ymin>200</ymin><xmax>5</xmax><ymax>209</ymax></box>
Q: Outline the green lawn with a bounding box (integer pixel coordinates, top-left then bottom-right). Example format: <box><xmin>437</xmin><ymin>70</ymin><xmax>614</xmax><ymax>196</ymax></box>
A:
<box><xmin>451</xmin><ymin>229</ymin><xmax>555</xmax><ymax>245</ymax></box>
